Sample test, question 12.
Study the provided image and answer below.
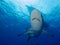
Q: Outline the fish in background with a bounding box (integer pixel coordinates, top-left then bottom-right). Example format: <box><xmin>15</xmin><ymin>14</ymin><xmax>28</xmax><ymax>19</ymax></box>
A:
<box><xmin>18</xmin><ymin>9</ymin><xmax>54</xmax><ymax>41</ymax></box>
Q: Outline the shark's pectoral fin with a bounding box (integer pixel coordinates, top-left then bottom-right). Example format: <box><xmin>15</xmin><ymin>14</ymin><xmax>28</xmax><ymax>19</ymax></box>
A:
<box><xmin>18</xmin><ymin>32</ymin><xmax>26</xmax><ymax>37</ymax></box>
<box><xmin>17</xmin><ymin>28</ymin><xmax>32</xmax><ymax>37</ymax></box>
<box><xmin>17</xmin><ymin>30</ymin><xmax>29</xmax><ymax>37</ymax></box>
<box><xmin>42</xmin><ymin>30</ymin><xmax>54</xmax><ymax>37</ymax></box>
<box><xmin>17</xmin><ymin>28</ymin><xmax>30</xmax><ymax>37</ymax></box>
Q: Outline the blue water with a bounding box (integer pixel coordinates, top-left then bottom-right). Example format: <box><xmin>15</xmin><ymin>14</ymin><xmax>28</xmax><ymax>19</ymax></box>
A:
<box><xmin>0</xmin><ymin>0</ymin><xmax>60</xmax><ymax>45</ymax></box>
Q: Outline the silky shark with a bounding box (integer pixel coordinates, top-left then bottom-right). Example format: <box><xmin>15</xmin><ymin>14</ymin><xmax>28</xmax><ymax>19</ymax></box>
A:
<box><xmin>18</xmin><ymin>9</ymin><xmax>54</xmax><ymax>41</ymax></box>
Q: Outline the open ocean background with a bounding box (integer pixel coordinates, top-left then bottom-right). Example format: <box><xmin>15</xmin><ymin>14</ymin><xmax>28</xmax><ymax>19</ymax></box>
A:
<box><xmin>0</xmin><ymin>0</ymin><xmax>60</xmax><ymax>45</ymax></box>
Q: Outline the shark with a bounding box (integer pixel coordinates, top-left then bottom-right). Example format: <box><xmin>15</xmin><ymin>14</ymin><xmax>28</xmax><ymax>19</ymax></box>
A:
<box><xmin>18</xmin><ymin>9</ymin><xmax>54</xmax><ymax>41</ymax></box>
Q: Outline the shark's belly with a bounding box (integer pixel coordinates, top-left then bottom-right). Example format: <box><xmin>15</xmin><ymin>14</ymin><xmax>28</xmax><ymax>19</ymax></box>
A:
<box><xmin>28</xmin><ymin>30</ymin><xmax>41</xmax><ymax>37</ymax></box>
<box><xmin>31</xmin><ymin>19</ymin><xmax>42</xmax><ymax>31</ymax></box>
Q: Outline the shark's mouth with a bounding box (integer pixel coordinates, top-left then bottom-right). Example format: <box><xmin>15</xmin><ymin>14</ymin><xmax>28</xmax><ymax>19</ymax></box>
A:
<box><xmin>32</xmin><ymin>18</ymin><xmax>40</xmax><ymax>22</ymax></box>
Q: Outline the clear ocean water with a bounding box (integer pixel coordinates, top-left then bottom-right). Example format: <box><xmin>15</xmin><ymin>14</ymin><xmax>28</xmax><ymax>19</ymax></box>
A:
<box><xmin>0</xmin><ymin>0</ymin><xmax>60</xmax><ymax>45</ymax></box>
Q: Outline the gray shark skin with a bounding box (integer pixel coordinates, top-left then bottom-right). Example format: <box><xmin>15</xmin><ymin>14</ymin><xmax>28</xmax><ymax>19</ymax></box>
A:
<box><xmin>18</xmin><ymin>9</ymin><xmax>54</xmax><ymax>41</ymax></box>
<box><xmin>27</xmin><ymin>9</ymin><xmax>43</xmax><ymax>41</ymax></box>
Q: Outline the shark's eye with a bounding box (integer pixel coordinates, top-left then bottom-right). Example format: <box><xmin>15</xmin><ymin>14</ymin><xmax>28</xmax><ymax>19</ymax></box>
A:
<box><xmin>32</xmin><ymin>18</ymin><xmax>40</xmax><ymax>22</ymax></box>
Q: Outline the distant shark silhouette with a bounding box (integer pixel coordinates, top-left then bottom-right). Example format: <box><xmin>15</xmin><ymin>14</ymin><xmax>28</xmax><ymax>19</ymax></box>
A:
<box><xmin>18</xmin><ymin>9</ymin><xmax>54</xmax><ymax>41</ymax></box>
